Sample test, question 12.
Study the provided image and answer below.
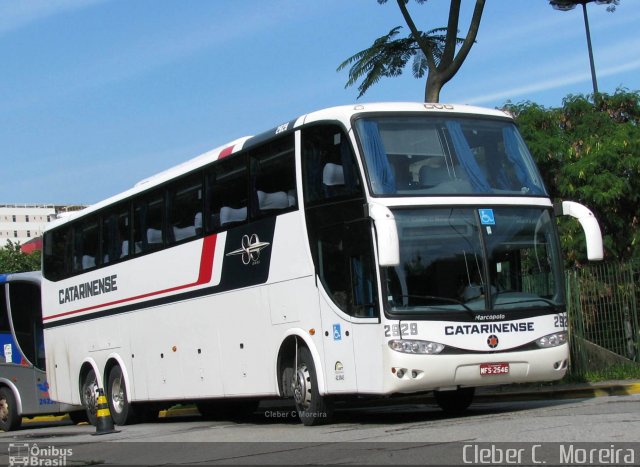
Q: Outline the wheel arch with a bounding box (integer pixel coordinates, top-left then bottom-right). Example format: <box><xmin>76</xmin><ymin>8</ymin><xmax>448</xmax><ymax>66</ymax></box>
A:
<box><xmin>78</xmin><ymin>359</ymin><xmax>100</xmax><ymax>398</ymax></box>
<box><xmin>104</xmin><ymin>353</ymin><xmax>133</xmax><ymax>401</ymax></box>
<box><xmin>276</xmin><ymin>329</ymin><xmax>326</xmax><ymax>396</ymax></box>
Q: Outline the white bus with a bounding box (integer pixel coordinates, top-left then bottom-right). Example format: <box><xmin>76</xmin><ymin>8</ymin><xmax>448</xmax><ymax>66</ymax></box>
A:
<box><xmin>1</xmin><ymin>271</ymin><xmax>83</xmax><ymax>431</ymax></box>
<box><xmin>41</xmin><ymin>103</ymin><xmax>603</xmax><ymax>426</ymax></box>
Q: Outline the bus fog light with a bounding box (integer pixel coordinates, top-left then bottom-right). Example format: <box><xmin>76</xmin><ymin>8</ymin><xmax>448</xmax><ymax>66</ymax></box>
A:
<box><xmin>388</xmin><ymin>339</ymin><xmax>445</xmax><ymax>354</ymax></box>
<box><xmin>554</xmin><ymin>359</ymin><xmax>568</xmax><ymax>370</ymax></box>
<box><xmin>536</xmin><ymin>332</ymin><xmax>567</xmax><ymax>348</ymax></box>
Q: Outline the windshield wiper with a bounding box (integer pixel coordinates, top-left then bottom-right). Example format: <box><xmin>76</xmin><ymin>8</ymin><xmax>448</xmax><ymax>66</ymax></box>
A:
<box><xmin>492</xmin><ymin>295</ymin><xmax>560</xmax><ymax>309</ymax></box>
<box><xmin>395</xmin><ymin>294</ymin><xmax>475</xmax><ymax>315</ymax></box>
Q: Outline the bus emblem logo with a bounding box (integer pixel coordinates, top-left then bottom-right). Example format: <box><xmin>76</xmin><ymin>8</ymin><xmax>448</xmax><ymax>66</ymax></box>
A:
<box><xmin>227</xmin><ymin>234</ymin><xmax>270</xmax><ymax>265</ymax></box>
<box><xmin>487</xmin><ymin>334</ymin><xmax>499</xmax><ymax>349</ymax></box>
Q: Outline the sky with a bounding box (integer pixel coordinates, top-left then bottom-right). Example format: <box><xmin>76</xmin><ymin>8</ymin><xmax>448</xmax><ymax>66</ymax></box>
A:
<box><xmin>1</xmin><ymin>0</ymin><xmax>639</xmax><ymax>205</ymax></box>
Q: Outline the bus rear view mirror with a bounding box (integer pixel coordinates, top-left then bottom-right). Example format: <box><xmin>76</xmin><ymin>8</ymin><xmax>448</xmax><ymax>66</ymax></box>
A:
<box><xmin>556</xmin><ymin>201</ymin><xmax>604</xmax><ymax>261</ymax></box>
<box><xmin>368</xmin><ymin>202</ymin><xmax>400</xmax><ymax>266</ymax></box>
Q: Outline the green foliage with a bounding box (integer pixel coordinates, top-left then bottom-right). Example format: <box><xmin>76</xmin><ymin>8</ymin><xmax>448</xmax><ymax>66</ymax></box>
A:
<box><xmin>338</xmin><ymin>0</ymin><xmax>484</xmax><ymax>102</ymax></box>
<box><xmin>563</xmin><ymin>362</ymin><xmax>640</xmax><ymax>383</ymax></box>
<box><xmin>505</xmin><ymin>89</ymin><xmax>640</xmax><ymax>263</ymax></box>
<box><xmin>337</xmin><ymin>26</ymin><xmax>451</xmax><ymax>99</ymax></box>
<box><xmin>548</xmin><ymin>0</ymin><xmax>619</xmax><ymax>14</ymax></box>
<box><xmin>0</xmin><ymin>240</ymin><xmax>41</xmax><ymax>273</ymax></box>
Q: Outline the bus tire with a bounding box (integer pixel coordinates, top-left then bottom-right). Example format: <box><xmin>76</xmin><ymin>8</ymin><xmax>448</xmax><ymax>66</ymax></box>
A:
<box><xmin>0</xmin><ymin>386</ymin><xmax>22</xmax><ymax>432</ymax></box>
<box><xmin>434</xmin><ymin>387</ymin><xmax>475</xmax><ymax>415</ymax></box>
<box><xmin>80</xmin><ymin>368</ymin><xmax>99</xmax><ymax>426</ymax></box>
<box><xmin>293</xmin><ymin>346</ymin><xmax>333</xmax><ymax>426</ymax></box>
<box><xmin>107</xmin><ymin>365</ymin><xmax>138</xmax><ymax>425</ymax></box>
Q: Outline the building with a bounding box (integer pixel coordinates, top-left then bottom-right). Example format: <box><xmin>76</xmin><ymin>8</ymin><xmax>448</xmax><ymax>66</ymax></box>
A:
<box><xmin>0</xmin><ymin>204</ymin><xmax>85</xmax><ymax>249</ymax></box>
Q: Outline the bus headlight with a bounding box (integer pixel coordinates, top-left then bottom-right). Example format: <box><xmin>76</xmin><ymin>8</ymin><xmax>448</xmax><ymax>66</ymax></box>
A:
<box><xmin>536</xmin><ymin>332</ymin><xmax>568</xmax><ymax>348</ymax></box>
<box><xmin>388</xmin><ymin>339</ymin><xmax>445</xmax><ymax>354</ymax></box>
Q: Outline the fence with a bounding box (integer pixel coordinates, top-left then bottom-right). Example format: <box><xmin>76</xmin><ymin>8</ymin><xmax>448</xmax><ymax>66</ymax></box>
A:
<box><xmin>566</xmin><ymin>260</ymin><xmax>640</xmax><ymax>375</ymax></box>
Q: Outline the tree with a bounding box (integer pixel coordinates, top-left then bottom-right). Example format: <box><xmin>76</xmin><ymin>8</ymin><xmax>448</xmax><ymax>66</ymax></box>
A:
<box><xmin>0</xmin><ymin>240</ymin><xmax>41</xmax><ymax>273</ymax></box>
<box><xmin>548</xmin><ymin>1</ymin><xmax>620</xmax><ymax>97</ymax></box>
<box><xmin>338</xmin><ymin>0</ymin><xmax>486</xmax><ymax>103</ymax></box>
<box><xmin>505</xmin><ymin>89</ymin><xmax>640</xmax><ymax>264</ymax></box>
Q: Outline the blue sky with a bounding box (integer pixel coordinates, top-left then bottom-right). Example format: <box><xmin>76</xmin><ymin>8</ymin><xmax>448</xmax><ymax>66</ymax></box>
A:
<box><xmin>2</xmin><ymin>0</ymin><xmax>639</xmax><ymax>205</ymax></box>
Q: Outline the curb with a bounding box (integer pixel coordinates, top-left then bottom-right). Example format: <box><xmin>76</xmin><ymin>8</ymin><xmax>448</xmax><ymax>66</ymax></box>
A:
<box><xmin>476</xmin><ymin>380</ymin><xmax>640</xmax><ymax>402</ymax></box>
<box><xmin>21</xmin><ymin>381</ymin><xmax>640</xmax><ymax>426</ymax></box>
<box><xmin>159</xmin><ymin>406</ymin><xmax>199</xmax><ymax>418</ymax></box>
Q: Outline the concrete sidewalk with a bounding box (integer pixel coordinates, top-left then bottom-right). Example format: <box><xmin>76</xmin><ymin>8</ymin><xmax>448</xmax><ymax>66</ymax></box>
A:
<box><xmin>476</xmin><ymin>379</ymin><xmax>640</xmax><ymax>401</ymax></box>
<box><xmin>19</xmin><ymin>379</ymin><xmax>640</xmax><ymax>427</ymax></box>
<box><xmin>163</xmin><ymin>379</ymin><xmax>640</xmax><ymax>417</ymax></box>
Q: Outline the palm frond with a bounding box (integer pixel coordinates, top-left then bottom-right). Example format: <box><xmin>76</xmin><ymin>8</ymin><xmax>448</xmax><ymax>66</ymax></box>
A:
<box><xmin>337</xmin><ymin>27</ymin><xmax>418</xmax><ymax>98</ymax></box>
<box><xmin>412</xmin><ymin>50</ymin><xmax>428</xmax><ymax>78</ymax></box>
<box><xmin>337</xmin><ymin>24</ymin><xmax>465</xmax><ymax>98</ymax></box>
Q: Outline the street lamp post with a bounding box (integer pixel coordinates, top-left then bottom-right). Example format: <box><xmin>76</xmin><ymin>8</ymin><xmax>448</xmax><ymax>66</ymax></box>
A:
<box><xmin>549</xmin><ymin>0</ymin><xmax>619</xmax><ymax>98</ymax></box>
<box><xmin>580</xmin><ymin>2</ymin><xmax>598</xmax><ymax>95</ymax></box>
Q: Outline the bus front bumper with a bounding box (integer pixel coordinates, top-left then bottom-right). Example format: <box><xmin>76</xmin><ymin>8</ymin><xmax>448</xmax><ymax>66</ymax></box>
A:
<box><xmin>382</xmin><ymin>344</ymin><xmax>569</xmax><ymax>394</ymax></box>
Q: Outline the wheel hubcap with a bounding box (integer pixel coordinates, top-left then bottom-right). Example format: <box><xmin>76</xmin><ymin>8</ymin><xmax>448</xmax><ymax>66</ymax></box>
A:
<box><xmin>83</xmin><ymin>379</ymin><xmax>98</xmax><ymax>415</ymax></box>
<box><xmin>0</xmin><ymin>398</ymin><xmax>8</xmax><ymax>422</ymax></box>
<box><xmin>111</xmin><ymin>376</ymin><xmax>124</xmax><ymax>414</ymax></box>
<box><xmin>293</xmin><ymin>364</ymin><xmax>312</xmax><ymax>409</ymax></box>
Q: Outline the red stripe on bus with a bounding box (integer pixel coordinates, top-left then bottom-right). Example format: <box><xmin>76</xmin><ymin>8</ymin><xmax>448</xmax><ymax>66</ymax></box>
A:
<box><xmin>218</xmin><ymin>145</ymin><xmax>234</xmax><ymax>159</ymax></box>
<box><xmin>43</xmin><ymin>234</ymin><xmax>217</xmax><ymax>321</ymax></box>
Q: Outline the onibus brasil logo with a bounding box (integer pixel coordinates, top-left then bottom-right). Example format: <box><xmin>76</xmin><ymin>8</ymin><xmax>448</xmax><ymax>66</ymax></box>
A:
<box><xmin>226</xmin><ymin>234</ymin><xmax>270</xmax><ymax>265</ymax></box>
<box><xmin>8</xmin><ymin>443</ymin><xmax>73</xmax><ymax>466</ymax></box>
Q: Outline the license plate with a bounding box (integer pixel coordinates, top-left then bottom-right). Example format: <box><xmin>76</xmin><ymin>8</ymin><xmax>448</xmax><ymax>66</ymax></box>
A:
<box><xmin>480</xmin><ymin>362</ymin><xmax>510</xmax><ymax>376</ymax></box>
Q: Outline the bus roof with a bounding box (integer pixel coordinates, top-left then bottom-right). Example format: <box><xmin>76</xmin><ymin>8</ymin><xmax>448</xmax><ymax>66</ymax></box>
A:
<box><xmin>302</xmin><ymin>102</ymin><xmax>511</xmax><ymax>124</ymax></box>
<box><xmin>45</xmin><ymin>102</ymin><xmax>512</xmax><ymax>230</ymax></box>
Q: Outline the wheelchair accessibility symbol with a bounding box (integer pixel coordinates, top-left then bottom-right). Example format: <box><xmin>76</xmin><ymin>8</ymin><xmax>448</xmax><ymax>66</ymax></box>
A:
<box><xmin>478</xmin><ymin>209</ymin><xmax>495</xmax><ymax>225</ymax></box>
<box><xmin>333</xmin><ymin>324</ymin><xmax>342</xmax><ymax>341</ymax></box>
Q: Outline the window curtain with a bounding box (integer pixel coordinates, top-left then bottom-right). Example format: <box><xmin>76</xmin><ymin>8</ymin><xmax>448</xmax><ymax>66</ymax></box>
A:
<box><xmin>445</xmin><ymin>121</ymin><xmax>491</xmax><ymax>192</ymax></box>
<box><xmin>358</xmin><ymin>120</ymin><xmax>396</xmax><ymax>194</ymax></box>
<box><xmin>502</xmin><ymin>127</ymin><xmax>543</xmax><ymax>195</ymax></box>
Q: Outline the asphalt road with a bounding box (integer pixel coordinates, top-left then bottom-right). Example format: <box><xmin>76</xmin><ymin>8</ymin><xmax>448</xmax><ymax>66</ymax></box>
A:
<box><xmin>1</xmin><ymin>393</ymin><xmax>639</xmax><ymax>465</ymax></box>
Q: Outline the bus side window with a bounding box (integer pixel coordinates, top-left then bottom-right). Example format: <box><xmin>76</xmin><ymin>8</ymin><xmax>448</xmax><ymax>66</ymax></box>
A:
<box><xmin>167</xmin><ymin>173</ymin><xmax>203</xmax><ymax>244</ymax></box>
<box><xmin>302</xmin><ymin>125</ymin><xmax>362</xmax><ymax>205</ymax></box>
<box><xmin>133</xmin><ymin>191</ymin><xmax>165</xmax><ymax>254</ymax></box>
<box><xmin>206</xmin><ymin>156</ymin><xmax>248</xmax><ymax>233</ymax></box>
<box><xmin>43</xmin><ymin>226</ymin><xmax>73</xmax><ymax>281</ymax></box>
<box><xmin>250</xmin><ymin>135</ymin><xmax>296</xmax><ymax>219</ymax></box>
<box><xmin>0</xmin><ymin>285</ymin><xmax>9</xmax><ymax>363</ymax></box>
<box><xmin>73</xmin><ymin>217</ymin><xmax>100</xmax><ymax>272</ymax></box>
<box><xmin>102</xmin><ymin>204</ymin><xmax>130</xmax><ymax>264</ymax></box>
<box><xmin>316</xmin><ymin>220</ymin><xmax>378</xmax><ymax>318</ymax></box>
<box><xmin>9</xmin><ymin>282</ymin><xmax>44</xmax><ymax>369</ymax></box>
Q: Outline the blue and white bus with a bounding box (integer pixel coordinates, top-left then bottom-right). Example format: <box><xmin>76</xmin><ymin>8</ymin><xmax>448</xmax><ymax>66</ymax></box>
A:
<box><xmin>41</xmin><ymin>103</ymin><xmax>602</xmax><ymax>426</ymax></box>
<box><xmin>1</xmin><ymin>271</ymin><xmax>83</xmax><ymax>431</ymax></box>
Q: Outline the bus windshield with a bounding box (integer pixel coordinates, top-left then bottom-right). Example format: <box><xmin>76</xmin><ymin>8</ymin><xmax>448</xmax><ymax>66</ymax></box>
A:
<box><xmin>383</xmin><ymin>207</ymin><xmax>564</xmax><ymax>315</ymax></box>
<box><xmin>355</xmin><ymin>115</ymin><xmax>547</xmax><ymax>196</ymax></box>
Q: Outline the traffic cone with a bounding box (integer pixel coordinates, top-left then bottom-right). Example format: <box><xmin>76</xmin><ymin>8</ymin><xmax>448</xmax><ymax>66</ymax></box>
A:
<box><xmin>92</xmin><ymin>388</ymin><xmax>119</xmax><ymax>435</ymax></box>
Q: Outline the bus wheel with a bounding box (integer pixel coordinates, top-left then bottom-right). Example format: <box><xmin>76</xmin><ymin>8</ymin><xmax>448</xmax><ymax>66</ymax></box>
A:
<box><xmin>0</xmin><ymin>387</ymin><xmax>22</xmax><ymax>431</ymax></box>
<box><xmin>293</xmin><ymin>347</ymin><xmax>333</xmax><ymax>426</ymax></box>
<box><xmin>80</xmin><ymin>369</ymin><xmax>99</xmax><ymax>426</ymax></box>
<box><xmin>434</xmin><ymin>387</ymin><xmax>475</xmax><ymax>415</ymax></box>
<box><xmin>107</xmin><ymin>365</ymin><xmax>138</xmax><ymax>425</ymax></box>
